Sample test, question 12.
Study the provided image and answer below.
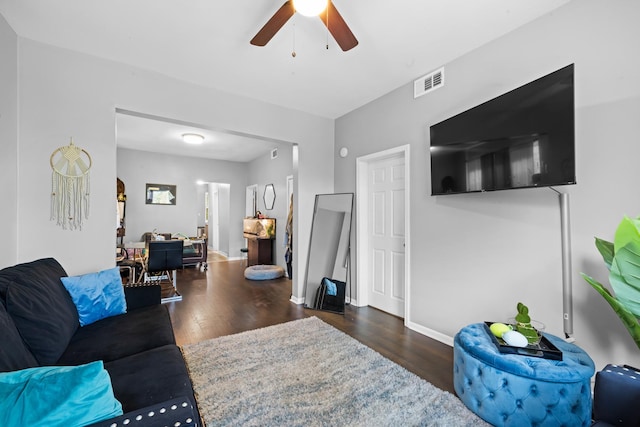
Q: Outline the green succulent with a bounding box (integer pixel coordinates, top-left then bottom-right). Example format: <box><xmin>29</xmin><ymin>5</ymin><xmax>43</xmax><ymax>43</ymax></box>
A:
<box><xmin>514</xmin><ymin>302</ymin><xmax>538</xmax><ymax>344</ymax></box>
<box><xmin>581</xmin><ymin>215</ymin><xmax>640</xmax><ymax>350</ymax></box>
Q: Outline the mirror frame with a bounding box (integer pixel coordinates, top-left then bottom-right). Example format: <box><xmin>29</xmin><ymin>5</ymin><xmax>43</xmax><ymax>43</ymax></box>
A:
<box><xmin>145</xmin><ymin>183</ymin><xmax>177</xmax><ymax>205</ymax></box>
<box><xmin>263</xmin><ymin>184</ymin><xmax>276</xmax><ymax>210</ymax></box>
<box><xmin>303</xmin><ymin>192</ymin><xmax>354</xmax><ymax>314</ymax></box>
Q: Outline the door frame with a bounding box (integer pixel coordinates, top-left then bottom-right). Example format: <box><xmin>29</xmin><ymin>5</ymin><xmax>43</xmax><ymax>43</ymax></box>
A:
<box><xmin>356</xmin><ymin>144</ymin><xmax>411</xmax><ymax>325</ymax></box>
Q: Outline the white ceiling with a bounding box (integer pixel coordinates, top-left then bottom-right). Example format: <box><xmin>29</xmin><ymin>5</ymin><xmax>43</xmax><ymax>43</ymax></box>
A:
<box><xmin>116</xmin><ymin>111</ymin><xmax>283</xmax><ymax>162</ymax></box>
<box><xmin>0</xmin><ymin>0</ymin><xmax>571</xmax><ymax>161</ymax></box>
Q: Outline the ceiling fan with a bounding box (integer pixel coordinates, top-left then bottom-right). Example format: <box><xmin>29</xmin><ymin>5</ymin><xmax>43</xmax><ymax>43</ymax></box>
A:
<box><xmin>250</xmin><ymin>0</ymin><xmax>358</xmax><ymax>52</ymax></box>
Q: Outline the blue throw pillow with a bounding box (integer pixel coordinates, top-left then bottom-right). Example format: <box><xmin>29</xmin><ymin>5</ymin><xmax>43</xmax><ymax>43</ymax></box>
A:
<box><xmin>323</xmin><ymin>278</ymin><xmax>338</xmax><ymax>296</ymax></box>
<box><xmin>0</xmin><ymin>361</ymin><xmax>123</xmax><ymax>427</ymax></box>
<box><xmin>61</xmin><ymin>267</ymin><xmax>127</xmax><ymax>326</ymax></box>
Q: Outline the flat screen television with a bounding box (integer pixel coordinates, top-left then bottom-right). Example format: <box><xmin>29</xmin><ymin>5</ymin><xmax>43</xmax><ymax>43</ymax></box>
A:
<box><xmin>430</xmin><ymin>64</ymin><xmax>575</xmax><ymax>196</ymax></box>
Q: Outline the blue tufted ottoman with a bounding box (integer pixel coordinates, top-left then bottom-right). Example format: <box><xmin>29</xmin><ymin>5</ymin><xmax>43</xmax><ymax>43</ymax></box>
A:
<box><xmin>454</xmin><ymin>323</ymin><xmax>595</xmax><ymax>426</ymax></box>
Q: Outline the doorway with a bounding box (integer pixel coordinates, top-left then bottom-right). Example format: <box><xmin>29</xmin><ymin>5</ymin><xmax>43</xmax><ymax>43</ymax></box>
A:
<box><xmin>356</xmin><ymin>145</ymin><xmax>410</xmax><ymax>322</ymax></box>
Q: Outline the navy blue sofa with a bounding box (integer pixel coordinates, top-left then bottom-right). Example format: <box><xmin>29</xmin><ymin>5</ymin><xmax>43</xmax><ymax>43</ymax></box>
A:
<box><xmin>0</xmin><ymin>258</ymin><xmax>199</xmax><ymax>426</ymax></box>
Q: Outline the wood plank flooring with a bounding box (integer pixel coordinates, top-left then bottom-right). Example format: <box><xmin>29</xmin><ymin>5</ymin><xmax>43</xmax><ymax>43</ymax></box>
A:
<box><xmin>167</xmin><ymin>255</ymin><xmax>455</xmax><ymax>393</ymax></box>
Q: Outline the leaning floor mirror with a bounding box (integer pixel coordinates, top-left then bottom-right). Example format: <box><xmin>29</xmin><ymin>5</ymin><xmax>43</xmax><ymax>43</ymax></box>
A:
<box><xmin>303</xmin><ymin>193</ymin><xmax>354</xmax><ymax>314</ymax></box>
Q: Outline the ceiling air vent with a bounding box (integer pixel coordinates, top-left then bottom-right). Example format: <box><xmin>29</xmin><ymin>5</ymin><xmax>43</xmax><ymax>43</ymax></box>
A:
<box><xmin>414</xmin><ymin>67</ymin><xmax>444</xmax><ymax>99</ymax></box>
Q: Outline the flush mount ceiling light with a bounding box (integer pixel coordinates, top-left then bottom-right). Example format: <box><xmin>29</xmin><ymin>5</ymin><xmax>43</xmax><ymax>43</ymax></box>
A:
<box><xmin>293</xmin><ymin>0</ymin><xmax>327</xmax><ymax>16</ymax></box>
<box><xmin>182</xmin><ymin>133</ymin><xmax>204</xmax><ymax>145</ymax></box>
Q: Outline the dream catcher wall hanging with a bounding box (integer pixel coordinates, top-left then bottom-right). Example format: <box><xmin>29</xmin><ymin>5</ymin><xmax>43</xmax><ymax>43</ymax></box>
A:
<box><xmin>50</xmin><ymin>139</ymin><xmax>92</xmax><ymax>230</ymax></box>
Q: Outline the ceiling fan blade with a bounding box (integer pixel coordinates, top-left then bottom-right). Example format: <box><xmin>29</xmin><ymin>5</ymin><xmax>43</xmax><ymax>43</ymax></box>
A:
<box><xmin>319</xmin><ymin>1</ymin><xmax>358</xmax><ymax>51</ymax></box>
<box><xmin>250</xmin><ymin>1</ymin><xmax>296</xmax><ymax>46</ymax></box>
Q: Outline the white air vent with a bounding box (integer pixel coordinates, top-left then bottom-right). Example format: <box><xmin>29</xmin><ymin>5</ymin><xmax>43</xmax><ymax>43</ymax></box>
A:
<box><xmin>271</xmin><ymin>148</ymin><xmax>278</xmax><ymax>159</ymax></box>
<box><xmin>414</xmin><ymin>67</ymin><xmax>444</xmax><ymax>99</ymax></box>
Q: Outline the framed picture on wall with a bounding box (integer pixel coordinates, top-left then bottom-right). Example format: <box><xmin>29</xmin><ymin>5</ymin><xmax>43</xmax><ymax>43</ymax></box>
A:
<box><xmin>146</xmin><ymin>183</ymin><xmax>177</xmax><ymax>205</ymax></box>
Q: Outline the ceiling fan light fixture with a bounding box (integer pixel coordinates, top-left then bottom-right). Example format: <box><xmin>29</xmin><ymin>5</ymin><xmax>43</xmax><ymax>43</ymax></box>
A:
<box><xmin>182</xmin><ymin>133</ymin><xmax>204</xmax><ymax>145</ymax></box>
<box><xmin>293</xmin><ymin>0</ymin><xmax>328</xmax><ymax>17</ymax></box>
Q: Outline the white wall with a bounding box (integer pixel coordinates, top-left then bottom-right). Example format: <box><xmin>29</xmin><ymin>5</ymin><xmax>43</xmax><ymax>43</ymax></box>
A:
<box><xmin>13</xmin><ymin>37</ymin><xmax>334</xmax><ymax>302</ymax></box>
<box><xmin>335</xmin><ymin>0</ymin><xmax>640</xmax><ymax>371</ymax></box>
<box><xmin>116</xmin><ymin>147</ymin><xmax>246</xmax><ymax>257</ymax></box>
<box><xmin>248</xmin><ymin>145</ymin><xmax>294</xmax><ymax>273</ymax></box>
<box><xmin>0</xmin><ymin>15</ymin><xmax>18</xmax><ymax>268</ymax></box>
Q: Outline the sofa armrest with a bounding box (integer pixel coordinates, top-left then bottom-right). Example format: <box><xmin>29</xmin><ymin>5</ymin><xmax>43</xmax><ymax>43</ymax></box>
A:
<box><xmin>87</xmin><ymin>396</ymin><xmax>200</xmax><ymax>427</ymax></box>
<box><xmin>123</xmin><ymin>284</ymin><xmax>161</xmax><ymax>310</ymax></box>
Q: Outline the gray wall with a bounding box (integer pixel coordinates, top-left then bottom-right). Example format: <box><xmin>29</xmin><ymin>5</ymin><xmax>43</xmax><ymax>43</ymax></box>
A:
<box><xmin>247</xmin><ymin>144</ymin><xmax>294</xmax><ymax>273</ymax></box>
<box><xmin>0</xmin><ymin>15</ymin><xmax>17</xmax><ymax>267</ymax></box>
<box><xmin>11</xmin><ymin>36</ymin><xmax>334</xmax><ymax>305</ymax></box>
<box><xmin>335</xmin><ymin>0</ymin><xmax>640</xmax><ymax>370</ymax></box>
<box><xmin>117</xmin><ymin>147</ymin><xmax>247</xmax><ymax>258</ymax></box>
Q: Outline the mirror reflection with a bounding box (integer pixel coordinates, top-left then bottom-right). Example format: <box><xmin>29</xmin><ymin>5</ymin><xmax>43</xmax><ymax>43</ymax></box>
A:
<box><xmin>304</xmin><ymin>193</ymin><xmax>354</xmax><ymax>314</ymax></box>
<box><xmin>263</xmin><ymin>183</ymin><xmax>275</xmax><ymax>210</ymax></box>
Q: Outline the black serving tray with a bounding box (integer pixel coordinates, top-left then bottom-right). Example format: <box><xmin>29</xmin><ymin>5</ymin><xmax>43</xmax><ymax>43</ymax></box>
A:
<box><xmin>484</xmin><ymin>322</ymin><xmax>563</xmax><ymax>361</ymax></box>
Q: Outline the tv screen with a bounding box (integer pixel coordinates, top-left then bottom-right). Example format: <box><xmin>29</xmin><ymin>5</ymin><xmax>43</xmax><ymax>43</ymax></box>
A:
<box><xmin>430</xmin><ymin>64</ymin><xmax>575</xmax><ymax>196</ymax></box>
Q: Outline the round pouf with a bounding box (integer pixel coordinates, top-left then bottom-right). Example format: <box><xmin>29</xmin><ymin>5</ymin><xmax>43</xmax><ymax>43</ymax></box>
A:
<box><xmin>453</xmin><ymin>323</ymin><xmax>595</xmax><ymax>426</ymax></box>
<box><xmin>244</xmin><ymin>264</ymin><xmax>285</xmax><ymax>281</ymax></box>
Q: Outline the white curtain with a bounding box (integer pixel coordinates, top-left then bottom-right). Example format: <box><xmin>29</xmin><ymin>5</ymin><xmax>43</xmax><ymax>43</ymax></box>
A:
<box><xmin>466</xmin><ymin>158</ymin><xmax>482</xmax><ymax>191</ymax></box>
<box><xmin>510</xmin><ymin>143</ymin><xmax>535</xmax><ymax>187</ymax></box>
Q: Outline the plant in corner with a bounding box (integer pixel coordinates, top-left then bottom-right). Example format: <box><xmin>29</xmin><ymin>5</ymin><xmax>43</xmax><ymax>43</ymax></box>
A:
<box><xmin>581</xmin><ymin>215</ymin><xmax>640</xmax><ymax>350</ymax></box>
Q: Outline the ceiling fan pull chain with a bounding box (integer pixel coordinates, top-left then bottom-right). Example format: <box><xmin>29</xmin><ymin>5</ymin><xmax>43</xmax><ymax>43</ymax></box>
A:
<box><xmin>292</xmin><ymin>21</ymin><xmax>297</xmax><ymax>57</ymax></box>
<box><xmin>325</xmin><ymin>5</ymin><xmax>329</xmax><ymax>50</ymax></box>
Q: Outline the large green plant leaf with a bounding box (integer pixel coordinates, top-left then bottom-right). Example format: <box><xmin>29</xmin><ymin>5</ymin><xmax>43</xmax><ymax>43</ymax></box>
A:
<box><xmin>595</xmin><ymin>237</ymin><xmax>614</xmax><ymax>270</ymax></box>
<box><xmin>610</xmin><ymin>240</ymin><xmax>640</xmax><ymax>317</ymax></box>
<box><xmin>614</xmin><ymin>215</ymin><xmax>640</xmax><ymax>253</ymax></box>
<box><xmin>582</xmin><ymin>273</ymin><xmax>640</xmax><ymax>350</ymax></box>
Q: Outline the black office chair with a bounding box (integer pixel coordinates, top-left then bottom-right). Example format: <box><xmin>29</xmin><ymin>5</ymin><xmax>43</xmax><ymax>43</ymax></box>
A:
<box><xmin>141</xmin><ymin>240</ymin><xmax>184</xmax><ymax>301</ymax></box>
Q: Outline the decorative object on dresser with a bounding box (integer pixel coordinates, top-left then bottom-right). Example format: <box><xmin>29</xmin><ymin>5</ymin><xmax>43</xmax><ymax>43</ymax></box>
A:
<box><xmin>243</xmin><ymin>218</ymin><xmax>276</xmax><ymax>266</ymax></box>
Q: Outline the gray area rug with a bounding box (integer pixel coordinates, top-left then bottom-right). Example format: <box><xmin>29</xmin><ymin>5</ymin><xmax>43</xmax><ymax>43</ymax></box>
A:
<box><xmin>181</xmin><ymin>317</ymin><xmax>487</xmax><ymax>426</ymax></box>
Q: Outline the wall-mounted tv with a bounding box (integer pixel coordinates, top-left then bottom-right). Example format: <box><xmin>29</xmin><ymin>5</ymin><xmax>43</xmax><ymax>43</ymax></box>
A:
<box><xmin>430</xmin><ymin>64</ymin><xmax>575</xmax><ymax>196</ymax></box>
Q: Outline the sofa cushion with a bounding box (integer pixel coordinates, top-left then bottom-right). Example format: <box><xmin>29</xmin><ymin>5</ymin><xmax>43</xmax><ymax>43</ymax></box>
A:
<box><xmin>0</xmin><ymin>257</ymin><xmax>68</xmax><ymax>302</ymax></box>
<box><xmin>61</xmin><ymin>267</ymin><xmax>127</xmax><ymax>326</ymax></box>
<box><xmin>0</xmin><ymin>361</ymin><xmax>123</xmax><ymax>427</ymax></box>
<box><xmin>0</xmin><ymin>301</ymin><xmax>38</xmax><ymax>373</ymax></box>
<box><xmin>5</xmin><ymin>273</ymin><xmax>79</xmax><ymax>365</ymax></box>
<box><xmin>104</xmin><ymin>345</ymin><xmax>195</xmax><ymax>413</ymax></box>
<box><xmin>57</xmin><ymin>304</ymin><xmax>176</xmax><ymax>366</ymax></box>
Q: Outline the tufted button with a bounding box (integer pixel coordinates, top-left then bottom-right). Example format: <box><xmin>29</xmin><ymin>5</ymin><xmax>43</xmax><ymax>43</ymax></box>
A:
<box><xmin>489</xmin><ymin>392</ymin><xmax>495</xmax><ymax>399</ymax></box>
<box><xmin>516</xmin><ymin>399</ymin><xmax>522</xmax><ymax>408</ymax></box>
<box><xmin>530</xmin><ymin>384</ymin><xmax>538</xmax><ymax>396</ymax></box>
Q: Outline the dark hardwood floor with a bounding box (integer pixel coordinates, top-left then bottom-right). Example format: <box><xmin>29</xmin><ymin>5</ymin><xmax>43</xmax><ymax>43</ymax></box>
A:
<box><xmin>166</xmin><ymin>255</ymin><xmax>455</xmax><ymax>393</ymax></box>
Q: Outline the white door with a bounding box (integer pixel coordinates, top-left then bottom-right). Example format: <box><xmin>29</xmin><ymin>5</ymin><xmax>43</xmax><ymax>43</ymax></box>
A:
<box><xmin>246</xmin><ymin>185</ymin><xmax>257</xmax><ymax>217</ymax></box>
<box><xmin>367</xmin><ymin>154</ymin><xmax>406</xmax><ymax>317</ymax></box>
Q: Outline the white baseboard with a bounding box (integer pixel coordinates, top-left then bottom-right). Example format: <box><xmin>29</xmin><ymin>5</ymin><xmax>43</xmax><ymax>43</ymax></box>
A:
<box><xmin>406</xmin><ymin>320</ymin><xmax>454</xmax><ymax>347</ymax></box>
<box><xmin>290</xmin><ymin>296</ymin><xmax>304</xmax><ymax>305</ymax></box>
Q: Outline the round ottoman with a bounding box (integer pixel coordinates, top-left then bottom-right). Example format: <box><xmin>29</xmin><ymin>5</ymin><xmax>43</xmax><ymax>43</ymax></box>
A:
<box><xmin>244</xmin><ymin>264</ymin><xmax>285</xmax><ymax>280</ymax></box>
<box><xmin>453</xmin><ymin>323</ymin><xmax>595</xmax><ymax>426</ymax></box>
